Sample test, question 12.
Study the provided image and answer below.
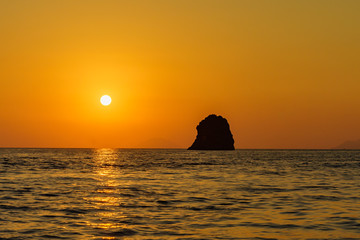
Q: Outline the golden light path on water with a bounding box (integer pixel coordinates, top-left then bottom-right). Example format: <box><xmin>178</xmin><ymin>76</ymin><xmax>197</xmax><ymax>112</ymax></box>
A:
<box><xmin>85</xmin><ymin>149</ymin><xmax>131</xmax><ymax>238</ymax></box>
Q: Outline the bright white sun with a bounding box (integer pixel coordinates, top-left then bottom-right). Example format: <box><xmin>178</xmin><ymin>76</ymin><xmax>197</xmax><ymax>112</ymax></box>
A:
<box><xmin>100</xmin><ymin>95</ymin><xmax>112</xmax><ymax>106</ymax></box>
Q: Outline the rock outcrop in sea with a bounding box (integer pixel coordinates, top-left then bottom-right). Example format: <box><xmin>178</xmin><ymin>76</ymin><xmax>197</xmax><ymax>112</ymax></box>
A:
<box><xmin>188</xmin><ymin>114</ymin><xmax>235</xmax><ymax>150</ymax></box>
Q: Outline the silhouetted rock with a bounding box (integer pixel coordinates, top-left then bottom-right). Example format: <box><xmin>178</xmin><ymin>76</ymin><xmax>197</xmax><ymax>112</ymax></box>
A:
<box><xmin>188</xmin><ymin>114</ymin><xmax>235</xmax><ymax>150</ymax></box>
<box><xmin>334</xmin><ymin>139</ymin><xmax>360</xmax><ymax>149</ymax></box>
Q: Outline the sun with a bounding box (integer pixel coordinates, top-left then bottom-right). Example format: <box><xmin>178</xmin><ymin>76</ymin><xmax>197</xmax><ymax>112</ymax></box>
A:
<box><xmin>100</xmin><ymin>95</ymin><xmax>112</xmax><ymax>106</ymax></box>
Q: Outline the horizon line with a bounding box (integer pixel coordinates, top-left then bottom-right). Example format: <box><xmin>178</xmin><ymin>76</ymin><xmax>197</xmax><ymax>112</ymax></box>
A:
<box><xmin>0</xmin><ymin>147</ymin><xmax>359</xmax><ymax>150</ymax></box>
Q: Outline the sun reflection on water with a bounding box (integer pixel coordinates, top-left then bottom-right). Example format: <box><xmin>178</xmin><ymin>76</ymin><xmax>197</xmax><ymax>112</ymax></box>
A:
<box><xmin>84</xmin><ymin>148</ymin><xmax>133</xmax><ymax>235</ymax></box>
<box><xmin>94</xmin><ymin>148</ymin><xmax>118</xmax><ymax>176</ymax></box>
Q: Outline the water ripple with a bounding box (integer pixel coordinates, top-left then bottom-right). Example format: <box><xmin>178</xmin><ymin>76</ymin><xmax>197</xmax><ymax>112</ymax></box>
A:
<box><xmin>0</xmin><ymin>149</ymin><xmax>359</xmax><ymax>239</ymax></box>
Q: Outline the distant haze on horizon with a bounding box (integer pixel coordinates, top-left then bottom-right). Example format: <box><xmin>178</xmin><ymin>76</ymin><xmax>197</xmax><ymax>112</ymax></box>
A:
<box><xmin>1</xmin><ymin>0</ymin><xmax>359</xmax><ymax>149</ymax></box>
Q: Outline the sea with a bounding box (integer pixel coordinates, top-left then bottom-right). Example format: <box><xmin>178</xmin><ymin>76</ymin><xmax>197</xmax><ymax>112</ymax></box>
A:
<box><xmin>0</xmin><ymin>148</ymin><xmax>359</xmax><ymax>240</ymax></box>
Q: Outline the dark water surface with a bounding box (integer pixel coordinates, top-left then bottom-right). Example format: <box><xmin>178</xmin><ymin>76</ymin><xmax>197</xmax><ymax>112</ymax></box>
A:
<box><xmin>0</xmin><ymin>149</ymin><xmax>359</xmax><ymax>239</ymax></box>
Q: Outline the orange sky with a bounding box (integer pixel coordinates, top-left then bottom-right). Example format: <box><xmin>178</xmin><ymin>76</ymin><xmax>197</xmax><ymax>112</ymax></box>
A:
<box><xmin>1</xmin><ymin>0</ymin><xmax>359</xmax><ymax>148</ymax></box>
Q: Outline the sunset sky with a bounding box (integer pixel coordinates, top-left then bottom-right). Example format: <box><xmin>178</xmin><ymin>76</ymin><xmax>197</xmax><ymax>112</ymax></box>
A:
<box><xmin>1</xmin><ymin>0</ymin><xmax>359</xmax><ymax>148</ymax></box>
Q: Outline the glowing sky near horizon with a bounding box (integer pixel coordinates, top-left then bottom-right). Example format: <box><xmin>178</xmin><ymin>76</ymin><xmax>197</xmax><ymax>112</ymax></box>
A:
<box><xmin>0</xmin><ymin>0</ymin><xmax>359</xmax><ymax>148</ymax></box>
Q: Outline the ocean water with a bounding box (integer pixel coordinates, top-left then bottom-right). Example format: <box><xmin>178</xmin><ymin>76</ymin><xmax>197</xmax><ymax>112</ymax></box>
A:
<box><xmin>0</xmin><ymin>149</ymin><xmax>359</xmax><ymax>240</ymax></box>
